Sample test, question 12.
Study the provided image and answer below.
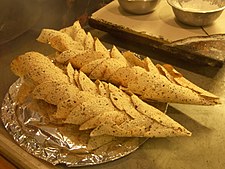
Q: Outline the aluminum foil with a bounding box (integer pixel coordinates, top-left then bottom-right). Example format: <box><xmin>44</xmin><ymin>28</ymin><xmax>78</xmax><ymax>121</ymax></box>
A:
<box><xmin>1</xmin><ymin>79</ymin><xmax>150</xmax><ymax>167</ymax></box>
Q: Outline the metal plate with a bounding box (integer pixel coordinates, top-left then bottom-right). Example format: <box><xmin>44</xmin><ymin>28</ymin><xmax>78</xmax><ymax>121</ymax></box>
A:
<box><xmin>1</xmin><ymin>79</ymin><xmax>148</xmax><ymax>167</ymax></box>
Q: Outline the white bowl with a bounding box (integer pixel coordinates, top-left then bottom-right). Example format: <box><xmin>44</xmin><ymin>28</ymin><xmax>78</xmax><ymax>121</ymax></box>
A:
<box><xmin>167</xmin><ymin>0</ymin><xmax>225</xmax><ymax>26</ymax></box>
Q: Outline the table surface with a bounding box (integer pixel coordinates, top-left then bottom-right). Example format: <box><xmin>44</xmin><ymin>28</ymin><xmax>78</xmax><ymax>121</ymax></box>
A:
<box><xmin>1</xmin><ymin>1</ymin><xmax>225</xmax><ymax>169</ymax></box>
<box><xmin>0</xmin><ymin>155</ymin><xmax>17</xmax><ymax>169</ymax></box>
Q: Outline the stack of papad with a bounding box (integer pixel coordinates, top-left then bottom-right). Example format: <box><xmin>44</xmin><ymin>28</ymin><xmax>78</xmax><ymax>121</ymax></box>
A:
<box><xmin>11</xmin><ymin>52</ymin><xmax>191</xmax><ymax>142</ymax></box>
<box><xmin>36</xmin><ymin>21</ymin><xmax>220</xmax><ymax>105</ymax></box>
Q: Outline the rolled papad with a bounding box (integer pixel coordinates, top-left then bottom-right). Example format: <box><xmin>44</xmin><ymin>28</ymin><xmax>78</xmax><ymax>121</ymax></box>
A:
<box><xmin>11</xmin><ymin>51</ymin><xmax>191</xmax><ymax>138</ymax></box>
<box><xmin>36</xmin><ymin>21</ymin><xmax>220</xmax><ymax>105</ymax></box>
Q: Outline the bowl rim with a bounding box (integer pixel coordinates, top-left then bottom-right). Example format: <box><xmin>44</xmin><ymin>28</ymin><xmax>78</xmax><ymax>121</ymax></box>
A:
<box><xmin>167</xmin><ymin>0</ymin><xmax>225</xmax><ymax>13</ymax></box>
<box><xmin>119</xmin><ymin>0</ymin><xmax>159</xmax><ymax>1</ymax></box>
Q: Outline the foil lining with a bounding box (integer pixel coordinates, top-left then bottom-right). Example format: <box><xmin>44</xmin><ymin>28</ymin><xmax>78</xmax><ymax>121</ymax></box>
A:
<box><xmin>1</xmin><ymin>79</ymin><xmax>150</xmax><ymax>167</ymax></box>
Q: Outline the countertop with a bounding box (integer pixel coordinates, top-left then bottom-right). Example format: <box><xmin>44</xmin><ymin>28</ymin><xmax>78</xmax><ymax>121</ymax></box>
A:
<box><xmin>0</xmin><ymin>155</ymin><xmax>17</xmax><ymax>169</ymax></box>
<box><xmin>1</xmin><ymin>1</ymin><xmax>225</xmax><ymax>169</ymax></box>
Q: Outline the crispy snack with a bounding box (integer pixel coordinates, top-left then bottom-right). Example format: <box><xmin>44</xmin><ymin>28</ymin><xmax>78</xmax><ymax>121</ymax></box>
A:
<box><xmin>36</xmin><ymin>21</ymin><xmax>220</xmax><ymax>105</ymax></box>
<box><xmin>10</xmin><ymin>52</ymin><xmax>69</xmax><ymax>85</ymax></box>
<box><xmin>10</xmin><ymin>51</ymin><xmax>191</xmax><ymax>138</ymax></box>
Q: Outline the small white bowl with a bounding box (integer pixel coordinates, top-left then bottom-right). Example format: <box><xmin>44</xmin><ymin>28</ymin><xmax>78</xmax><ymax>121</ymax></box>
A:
<box><xmin>167</xmin><ymin>0</ymin><xmax>225</xmax><ymax>26</ymax></box>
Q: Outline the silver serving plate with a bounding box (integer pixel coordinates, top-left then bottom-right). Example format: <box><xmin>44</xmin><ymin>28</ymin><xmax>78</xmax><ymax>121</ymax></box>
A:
<box><xmin>1</xmin><ymin>79</ymin><xmax>148</xmax><ymax>167</ymax></box>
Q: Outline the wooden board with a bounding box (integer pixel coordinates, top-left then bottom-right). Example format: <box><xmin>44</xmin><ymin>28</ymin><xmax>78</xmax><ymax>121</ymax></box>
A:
<box><xmin>89</xmin><ymin>0</ymin><xmax>225</xmax><ymax>67</ymax></box>
<box><xmin>0</xmin><ymin>123</ymin><xmax>61</xmax><ymax>169</ymax></box>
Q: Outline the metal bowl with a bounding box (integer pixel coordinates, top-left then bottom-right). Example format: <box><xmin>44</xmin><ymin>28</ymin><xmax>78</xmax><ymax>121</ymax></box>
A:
<box><xmin>118</xmin><ymin>0</ymin><xmax>161</xmax><ymax>15</ymax></box>
<box><xmin>167</xmin><ymin>0</ymin><xmax>225</xmax><ymax>26</ymax></box>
